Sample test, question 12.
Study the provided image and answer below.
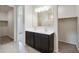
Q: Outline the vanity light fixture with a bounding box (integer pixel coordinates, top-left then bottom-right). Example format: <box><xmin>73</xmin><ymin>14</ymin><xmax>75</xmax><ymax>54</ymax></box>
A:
<box><xmin>35</xmin><ymin>6</ymin><xmax>51</xmax><ymax>13</ymax></box>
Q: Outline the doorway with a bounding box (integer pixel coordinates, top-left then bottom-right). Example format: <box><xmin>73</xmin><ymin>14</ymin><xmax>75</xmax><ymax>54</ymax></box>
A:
<box><xmin>0</xmin><ymin>5</ymin><xmax>14</xmax><ymax>45</ymax></box>
<box><xmin>58</xmin><ymin>17</ymin><xmax>78</xmax><ymax>53</ymax></box>
<box><xmin>58</xmin><ymin>5</ymin><xmax>78</xmax><ymax>53</ymax></box>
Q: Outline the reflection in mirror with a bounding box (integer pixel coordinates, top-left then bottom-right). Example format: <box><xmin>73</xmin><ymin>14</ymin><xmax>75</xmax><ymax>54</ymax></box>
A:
<box><xmin>34</xmin><ymin>5</ymin><xmax>54</xmax><ymax>27</ymax></box>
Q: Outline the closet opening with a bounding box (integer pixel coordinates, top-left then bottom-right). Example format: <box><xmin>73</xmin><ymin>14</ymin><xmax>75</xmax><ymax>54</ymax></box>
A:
<box><xmin>0</xmin><ymin>5</ymin><xmax>14</xmax><ymax>44</ymax></box>
<box><xmin>58</xmin><ymin>5</ymin><xmax>78</xmax><ymax>53</ymax></box>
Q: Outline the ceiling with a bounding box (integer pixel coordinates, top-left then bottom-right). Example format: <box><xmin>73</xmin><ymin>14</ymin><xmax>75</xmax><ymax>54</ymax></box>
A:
<box><xmin>0</xmin><ymin>5</ymin><xmax>13</xmax><ymax>12</ymax></box>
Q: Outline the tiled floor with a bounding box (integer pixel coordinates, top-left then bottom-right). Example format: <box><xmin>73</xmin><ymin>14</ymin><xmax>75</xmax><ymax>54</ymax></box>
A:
<box><xmin>0</xmin><ymin>36</ymin><xmax>13</xmax><ymax>44</ymax></box>
<box><xmin>19</xmin><ymin>42</ymin><xmax>40</xmax><ymax>53</ymax></box>
<box><xmin>58</xmin><ymin>41</ymin><xmax>78</xmax><ymax>53</ymax></box>
<box><xmin>0</xmin><ymin>41</ymin><xmax>18</xmax><ymax>53</ymax></box>
<box><xmin>0</xmin><ymin>36</ymin><xmax>40</xmax><ymax>53</ymax></box>
<box><xmin>1</xmin><ymin>36</ymin><xmax>78</xmax><ymax>53</ymax></box>
<box><xmin>0</xmin><ymin>41</ymin><xmax>40</xmax><ymax>53</ymax></box>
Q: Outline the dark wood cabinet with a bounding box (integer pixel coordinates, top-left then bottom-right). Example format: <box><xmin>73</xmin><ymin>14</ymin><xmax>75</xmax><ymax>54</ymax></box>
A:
<box><xmin>25</xmin><ymin>31</ymin><xmax>54</xmax><ymax>53</ymax></box>
<box><xmin>26</xmin><ymin>31</ymin><xmax>34</xmax><ymax>47</ymax></box>
<box><xmin>34</xmin><ymin>33</ymin><xmax>49</xmax><ymax>52</ymax></box>
<box><xmin>34</xmin><ymin>37</ymin><xmax>40</xmax><ymax>51</ymax></box>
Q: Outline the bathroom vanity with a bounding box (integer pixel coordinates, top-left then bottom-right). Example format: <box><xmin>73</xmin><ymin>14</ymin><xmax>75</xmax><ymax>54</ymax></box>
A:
<box><xmin>25</xmin><ymin>27</ymin><xmax>54</xmax><ymax>53</ymax></box>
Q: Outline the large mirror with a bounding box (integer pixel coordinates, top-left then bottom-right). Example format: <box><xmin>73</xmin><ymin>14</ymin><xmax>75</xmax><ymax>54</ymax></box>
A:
<box><xmin>35</xmin><ymin>6</ymin><xmax>54</xmax><ymax>27</ymax></box>
<box><xmin>25</xmin><ymin>5</ymin><xmax>55</xmax><ymax>32</ymax></box>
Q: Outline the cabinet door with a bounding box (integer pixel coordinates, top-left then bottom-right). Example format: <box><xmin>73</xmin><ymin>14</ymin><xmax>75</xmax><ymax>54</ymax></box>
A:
<box><xmin>26</xmin><ymin>31</ymin><xmax>34</xmax><ymax>47</ymax></box>
<box><xmin>49</xmin><ymin>34</ymin><xmax>54</xmax><ymax>52</ymax></box>
<box><xmin>34</xmin><ymin>37</ymin><xmax>40</xmax><ymax>51</ymax></box>
<box><xmin>35</xmin><ymin>33</ymin><xmax>49</xmax><ymax>52</ymax></box>
<box><xmin>40</xmin><ymin>37</ymin><xmax>49</xmax><ymax>53</ymax></box>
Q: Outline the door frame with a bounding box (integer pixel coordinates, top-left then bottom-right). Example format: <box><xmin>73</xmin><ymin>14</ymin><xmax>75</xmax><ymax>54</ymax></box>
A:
<box><xmin>14</xmin><ymin>6</ymin><xmax>17</xmax><ymax>42</ymax></box>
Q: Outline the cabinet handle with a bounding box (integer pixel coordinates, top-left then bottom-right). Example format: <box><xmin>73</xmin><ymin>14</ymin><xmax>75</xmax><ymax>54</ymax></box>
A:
<box><xmin>49</xmin><ymin>48</ymin><xmax>52</xmax><ymax>51</ymax></box>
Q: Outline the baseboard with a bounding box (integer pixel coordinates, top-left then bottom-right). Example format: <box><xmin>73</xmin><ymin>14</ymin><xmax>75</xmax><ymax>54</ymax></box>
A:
<box><xmin>0</xmin><ymin>35</ymin><xmax>14</xmax><ymax>40</ymax></box>
<box><xmin>59</xmin><ymin>40</ymin><xmax>76</xmax><ymax>45</ymax></box>
<box><xmin>0</xmin><ymin>35</ymin><xmax>8</xmax><ymax>37</ymax></box>
<box><xmin>54</xmin><ymin>49</ymin><xmax>58</xmax><ymax>53</ymax></box>
<box><xmin>8</xmin><ymin>35</ymin><xmax>14</xmax><ymax>40</ymax></box>
<box><xmin>8</xmin><ymin>36</ymin><xmax>14</xmax><ymax>40</ymax></box>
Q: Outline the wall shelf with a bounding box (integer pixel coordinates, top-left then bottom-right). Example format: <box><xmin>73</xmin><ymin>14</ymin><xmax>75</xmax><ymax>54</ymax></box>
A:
<box><xmin>0</xmin><ymin>21</ymin><xmax>8</xmax><ymax>26</ymax></box>
<box><xmin>58</xmin><ymin>17</ymin><xmax>77</xmax><ymax>20</ymax></box>
<box><xmin>0</xmin><ymin>20</ymin><xmax>8</xmax><ymax>22</ymax></box>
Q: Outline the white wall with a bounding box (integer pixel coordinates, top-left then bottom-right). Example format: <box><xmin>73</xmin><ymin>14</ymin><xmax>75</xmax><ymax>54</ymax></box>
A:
<box><xmin>53</xmin><ymin>6</ymin><xmax>58</xmax><ymax>52</ymax></box>
<box><xmin>14</xmin><ymin>6</ymin><xmax>17</xmax><ymax>42</ymax></box>
<box><xmin>8</xmin><ymin>9</ymin><xmax>14</xmax><ymax>39</ymax></box>
<box><xmin>16</xmin><ymin>6</ymin><xmax>25</xmax><ymax>45</ymax></box>
<box><xmin>58</xmin><ymin>5</ymin><xmax>77</xmax><ymax>18</ymax></box>
<box><xmin>25</xmin><ymin>5</ymin><xmax>38</xmax><ymax>28</ymax></box>
<box><xmin>32</xmin><ymin>6</ymin><xmax>38</xmax><ymax>27</ymax></box>
<box><xmin>0</xmin><ymin>12</ymin><xmax>8</xmax><ymax>37</ymax></box>
<box><xmin>0</xmin><ymin>12</ymin><xmax>8</xmax><ymax>21</ymax></box>
<box><xmin>76</xmin><ymin>6</ymin><xmax>79</xmax><ymax>51</ymax></box>
<box><xmin>0</xmin><ymin>26</ymin><xmax>8</xmax><ymax>37</ymax></box>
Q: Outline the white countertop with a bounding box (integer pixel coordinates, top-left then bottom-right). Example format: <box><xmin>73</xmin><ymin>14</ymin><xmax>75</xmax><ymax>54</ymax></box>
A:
<box><xmin>25</xmin><ymin>26</ymin><xmax>54</xmax><ymax>35</ymax></box>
